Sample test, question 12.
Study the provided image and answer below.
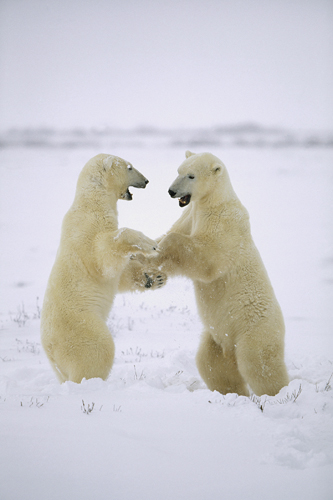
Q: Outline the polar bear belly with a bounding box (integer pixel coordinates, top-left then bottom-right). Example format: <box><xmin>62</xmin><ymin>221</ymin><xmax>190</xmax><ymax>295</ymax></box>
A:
<box><xmin>193</xmin><ymin>279</ymin><xmax>238</xmax><ymax>344</ymax></box>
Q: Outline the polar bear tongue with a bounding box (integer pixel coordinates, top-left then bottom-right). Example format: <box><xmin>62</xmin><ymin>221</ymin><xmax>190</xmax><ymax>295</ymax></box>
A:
<box><xmin>179</xmin><ymin>195</ymin><xmax>191</xmax><ymax>207</ymax></box>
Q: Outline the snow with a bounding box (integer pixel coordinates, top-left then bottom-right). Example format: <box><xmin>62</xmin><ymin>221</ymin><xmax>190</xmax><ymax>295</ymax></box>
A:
<box><xmin>0</xmin><ymin>141</ymin><xmax>333</xmax><ymax>499</ymax></box>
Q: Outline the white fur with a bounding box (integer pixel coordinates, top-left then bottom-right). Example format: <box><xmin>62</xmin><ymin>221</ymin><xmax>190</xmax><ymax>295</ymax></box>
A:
<box><xmin>152</xmin><ymin>151</ymin><xmax>289</xmax><ymax>396</ymax></box>
<box><xmin>41</xmin><ymin>153</ymin><xmax>164</xmax><ymax>383</ymax></box>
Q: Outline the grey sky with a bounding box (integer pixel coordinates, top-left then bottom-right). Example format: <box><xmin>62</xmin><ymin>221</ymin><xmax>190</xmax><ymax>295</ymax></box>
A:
<box><xmin>0</xmin><ymin>0</ymin><xmax>332</xmax><ymax>130</ymax></box>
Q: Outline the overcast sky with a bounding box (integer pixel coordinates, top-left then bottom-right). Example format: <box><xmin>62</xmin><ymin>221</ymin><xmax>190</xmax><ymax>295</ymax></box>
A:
<box><xmin>0</xmin><ymin>0</ymin><xmax>332</xmax><ymax>131</ymax></box>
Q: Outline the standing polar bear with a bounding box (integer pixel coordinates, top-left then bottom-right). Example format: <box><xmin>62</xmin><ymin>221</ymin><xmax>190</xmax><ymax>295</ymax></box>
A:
<box><xmin>152</xmin><ymin>151</ymin><xmax>289</xmax><ymax>397</ymax></box>
<box><xmin>41</xmin><ymin>154</ymin><xmax>164</xmax><ymax>383</ymax></box>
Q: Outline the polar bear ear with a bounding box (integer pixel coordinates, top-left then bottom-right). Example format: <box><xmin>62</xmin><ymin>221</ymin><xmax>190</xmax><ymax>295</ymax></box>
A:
<box><xmin>103</xmin><ymin>156</ymin><xmax>114</xmax><ymax>171</ymax></box>
<box><xmin>185</xmin><ymin>150</ymin><xmax>195</xmax><ymax>158</ymax></box>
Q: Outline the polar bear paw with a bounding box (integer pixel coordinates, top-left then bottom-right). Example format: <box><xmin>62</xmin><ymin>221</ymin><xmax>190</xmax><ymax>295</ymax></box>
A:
<box><xmin>144</xmin><ymin>270</ymin><xmax>167</xmax><ymax>289</ymax></box>
<box><xmin>116</xmin><ymin>228</ymin><xmax>158</xmax><ymax>256</ymax></box>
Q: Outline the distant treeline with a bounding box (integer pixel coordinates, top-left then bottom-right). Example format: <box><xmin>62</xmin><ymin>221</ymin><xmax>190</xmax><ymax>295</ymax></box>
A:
<box><xmin>1</xmin><ymin>124</ymin><xmax>332</xmax><ymax>149</ymax></box>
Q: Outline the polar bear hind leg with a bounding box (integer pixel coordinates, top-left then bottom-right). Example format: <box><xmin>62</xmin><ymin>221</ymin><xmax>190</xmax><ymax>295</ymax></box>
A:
<box><xmin>46</xmin><ymin>318</ymin><xmax>115</xmax><ymax>383</ymax></box>
<box><xmin>196</xmin><ymin>331</ymin><xmax>250</xmax><ymax>396</ymax></box>
<box><xmin>236</xmin><ymin>335</ymin><xmax>289</xmax><ymax>396</ymax></box>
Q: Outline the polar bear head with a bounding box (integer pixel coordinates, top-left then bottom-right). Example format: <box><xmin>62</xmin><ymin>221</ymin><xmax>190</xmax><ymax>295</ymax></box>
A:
<box><xmin>77</xmin><ymin>153</ymin><xmax>149</xmax><ymax>201</ymax></box>
<box><xmin>102</xmin><ymin>154</ymin><xmax>149</xmax><ymax>201</ymax></box>
<box><xmin>168</xmin><ymin>151</ymin><xmax>233</xmax><ymax>208</ymax></box>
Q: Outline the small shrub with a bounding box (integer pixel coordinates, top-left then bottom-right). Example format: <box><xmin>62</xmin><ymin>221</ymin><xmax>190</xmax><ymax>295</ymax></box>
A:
<box><xmin>11</xmin><ymin>303</ymin><xmax>29</xmax><ymax>327</ymax></box>
<box><xmin>133</xmin><ymin>365</ymin><xmax>145</xmax><ymax>380</ymax></box>
<box><xmin>20</xmin><ymin>396</ymin><xmax>49</xmax><ymax>408</ymax></box>
<box><xmin>250</xmin><ymin>394</ymin><xmax>266</xmax><ymax>412</ymax></box>
<box><xmin>16</xmin><ymin>338</ymin><xmax>40</xmax><ymax>355</ymax></box>
<box><xmin>33</xmin><ymin>297</ymin><xmax>41</xmax><ymax>319</ymax></box>
<box><xmin>81</xmin><ymin>400</ymin><xmax>95</xmax><ymax>415</ymax></box>
<box><xmin>276</xmin><ymin>384</ymin><xmax>302</xmax><ymax>405</ymax></box>
<box><xmin>324</xmin><ymin>373</ymin><xmax>333</xmax><ymax>392</ymax></box>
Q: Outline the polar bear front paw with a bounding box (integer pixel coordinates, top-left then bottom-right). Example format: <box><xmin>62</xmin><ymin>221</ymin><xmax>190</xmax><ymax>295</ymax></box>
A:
<box><xmin>144</xmin><ymin>270</ymin><xmax>167</xmax><ymax>289</ymax></box>
<box><xmin>116</xmin><ymin>228</ymin><xmax>158</xmax><ymax>256</ymax></box>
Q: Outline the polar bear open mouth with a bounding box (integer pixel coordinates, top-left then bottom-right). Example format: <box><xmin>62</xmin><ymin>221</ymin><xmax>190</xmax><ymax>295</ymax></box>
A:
<box><xmin>121</xmin><ymin>188</ymin><xmax>133</xmax><ymax>201</ymax></box>
<box><xmin>179</xmin><ymin>195</ymin><xmax>191</xmax><ymax>207</ymax></box>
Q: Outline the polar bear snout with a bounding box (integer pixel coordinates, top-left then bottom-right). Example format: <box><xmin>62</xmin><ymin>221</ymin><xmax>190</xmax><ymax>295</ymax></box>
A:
<box><xmin>130</xmin><ymin>177</ymin><xmax>149</xmax><ymax>189</ymax></box>
<box><xmin>123</xmin><ymin>171</ymin><xmax>149</xmax><ymax>200</ymax></box>
<box><xmin>168</xmin><ymin>175</ymin><xmax>193</xmax><ymax>207</ymax></box>
<box><xmin>128</xmin><ymin>167</ymin><xmax>149</xmax><ymax>189</ymax></box>
<box><xmin>168</xmin><ymin>187</ymin><xmax>191</xmax><ymax>207</ymax></box>
<box><xmin>131</xmin><ymin>177</ymin><xmax>149</xmax><ymax>189</ymax></box>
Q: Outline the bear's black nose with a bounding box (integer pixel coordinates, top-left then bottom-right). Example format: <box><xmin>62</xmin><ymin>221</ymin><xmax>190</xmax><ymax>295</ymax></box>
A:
<box><xmin>145</xmin><ymin>179</ymin><xmax>149</xmax><ymax>185</ymax></box>
<box><xmin>168</xmin><ymin>189</ymin><xmax>176</xmax><ymax>198</ymax></box>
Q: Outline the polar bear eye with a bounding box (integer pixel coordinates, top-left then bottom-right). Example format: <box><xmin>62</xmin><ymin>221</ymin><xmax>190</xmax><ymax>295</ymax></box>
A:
<box><xmin>188</xmin><ymin>174</ymin><xmax>195</xmax><ymax>180</ymax></box>
<box><xmin>127</xmin><ymin>165</ymin><xmax>133</xmax><ymax>171</ymax></box>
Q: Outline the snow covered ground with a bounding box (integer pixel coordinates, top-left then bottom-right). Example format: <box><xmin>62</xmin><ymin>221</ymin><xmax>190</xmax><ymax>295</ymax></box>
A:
<box><xmin>0</xmin><ymin>141</ymin><xmax>332</xmax><ymax>499</ymax></box>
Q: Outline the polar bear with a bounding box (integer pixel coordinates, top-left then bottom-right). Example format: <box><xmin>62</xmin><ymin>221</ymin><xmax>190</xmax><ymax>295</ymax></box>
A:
<box><xmin>151</xmin><ymin>151</ymin><xmax>289</xmax><ymax>397</ymax></box>
<box><xmin>41</xmin><ymin>153</ymin><xmax>164</xmax><ymax>383</ymax></box>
